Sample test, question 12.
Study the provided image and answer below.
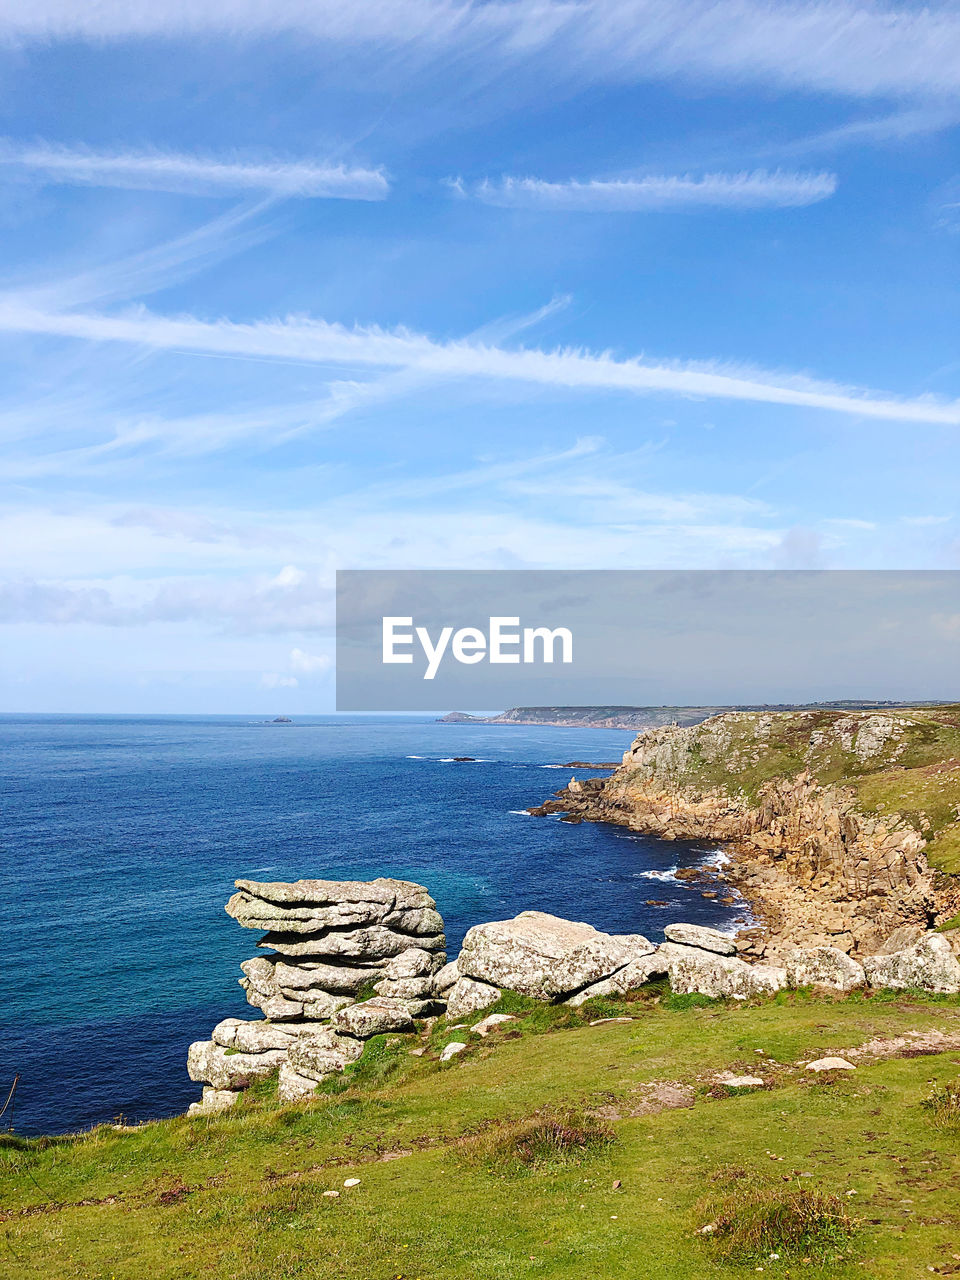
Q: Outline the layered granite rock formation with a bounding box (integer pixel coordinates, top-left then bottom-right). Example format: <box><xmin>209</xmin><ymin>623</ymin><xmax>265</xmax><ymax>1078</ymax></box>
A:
<box><xmin>187</xmin><ymin>877</ymin><xmax>447</xmax><ymax>1114</ymax></box>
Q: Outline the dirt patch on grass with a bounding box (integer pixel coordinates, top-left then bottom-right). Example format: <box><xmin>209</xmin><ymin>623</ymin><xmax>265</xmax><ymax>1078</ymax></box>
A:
<box><xmin>590</xmin><ymin>1081</ymin><xmax>696</xmax><ymax>1120</ymax></box>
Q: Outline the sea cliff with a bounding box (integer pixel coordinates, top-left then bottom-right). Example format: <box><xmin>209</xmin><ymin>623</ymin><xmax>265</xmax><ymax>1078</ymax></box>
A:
<box><xmin>532</xmin><ymin>707</ymin><xmax>960</xmax><ymax>957</ymax></box>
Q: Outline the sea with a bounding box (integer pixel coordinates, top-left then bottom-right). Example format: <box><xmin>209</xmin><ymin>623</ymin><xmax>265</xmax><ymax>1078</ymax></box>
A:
<box><xmin>0</xmin><ymin>714</ymin><xmax>749</xmax><ymax>1136</ymax></box>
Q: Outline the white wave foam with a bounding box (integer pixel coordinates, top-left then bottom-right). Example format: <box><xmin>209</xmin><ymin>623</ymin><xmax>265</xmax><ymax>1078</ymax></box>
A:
<box><xmin>635</xmin><ymin>866</ymin><xmax>680</xmax><ymax>881</ymax></box>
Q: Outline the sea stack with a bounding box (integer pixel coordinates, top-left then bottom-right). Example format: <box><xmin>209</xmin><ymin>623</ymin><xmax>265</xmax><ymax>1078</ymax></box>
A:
<box><xmin>186</xmin><ymin>877</ymin><xmax>447</xmax><ymax>1112</ymax></box>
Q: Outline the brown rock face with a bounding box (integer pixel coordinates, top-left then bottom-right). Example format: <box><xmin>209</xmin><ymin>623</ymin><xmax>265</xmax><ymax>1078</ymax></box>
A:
<box><xmin>534</xmin><ymin>712</ymin><xmax>960</xmax><ymax>957</ymax></box>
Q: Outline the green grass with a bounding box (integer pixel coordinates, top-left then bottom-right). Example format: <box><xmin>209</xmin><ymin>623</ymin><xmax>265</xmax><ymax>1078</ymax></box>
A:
<box><xmin>4</xmin><ymin>990</ymin><xmax>960</xmax><ymax>1279</ymax></box>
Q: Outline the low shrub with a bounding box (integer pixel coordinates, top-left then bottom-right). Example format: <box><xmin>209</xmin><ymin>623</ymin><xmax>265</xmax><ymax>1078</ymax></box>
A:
<box><xmin>697</xmin><ymin>1177</ymin><xmax>858</xmax><ymax>1263</ymax></box>
<box><xmin>921</xmin><ymin>1079</ymin><xmax>960</xmax><ymax>1130</ymax></box>
<box><xmin>459</xmin><ymin>1108</ymin><xmax>614</xmax><ymax>1174</ymax></box>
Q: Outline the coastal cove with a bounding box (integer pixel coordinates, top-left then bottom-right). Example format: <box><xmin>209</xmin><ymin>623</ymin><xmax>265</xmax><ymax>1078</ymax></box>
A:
<box><xmin>1</xmin><ymin>715</ymin><xmax>748</xmax><ymax>1136</ymax></box>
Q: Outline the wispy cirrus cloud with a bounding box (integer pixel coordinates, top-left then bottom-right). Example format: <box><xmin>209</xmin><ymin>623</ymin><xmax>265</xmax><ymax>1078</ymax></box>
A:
<box><xmin>0</xmin><ymin>297</ymin><xmax>957</xmax><ymax>426</ymax></box>
<box><xmin>778</xmin><ymin>107</ymin><xmax>960</xmax><ymax>157</ymax></box>
<box><xmin>0</xmin><ymin>140</ymin><xmax>388</xmax><ymax>199</ymax></box>
<box><xmin>454</xmin><ymin>169</ymin><xmax>837</xmax><ymax>211</ymax></box>
<box><xmin>5</xmin><ymin>1</ymin><xmax>960</xmax><ymax>101</ymax></box>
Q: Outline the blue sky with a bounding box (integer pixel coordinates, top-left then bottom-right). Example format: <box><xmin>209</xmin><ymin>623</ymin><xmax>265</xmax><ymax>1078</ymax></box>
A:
<box><xmin>1</xmin><ymin>0</ymin><xmax>959</xmax><ymax>712</ymax></box>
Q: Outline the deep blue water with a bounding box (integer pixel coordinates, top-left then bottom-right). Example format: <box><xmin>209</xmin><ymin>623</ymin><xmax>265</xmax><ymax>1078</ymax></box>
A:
<box><xmin>0</xmin><ymin>715</ymin><xmax>748</xmax><ymax>1135</ymax></box>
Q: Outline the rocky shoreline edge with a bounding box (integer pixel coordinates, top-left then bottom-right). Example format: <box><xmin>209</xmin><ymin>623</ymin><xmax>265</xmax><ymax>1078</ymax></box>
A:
<box><xmin>528</xmin><ymin>711</ymin><xmax>960</xmax><ymax>962</ymax></box>
<box><xmin>187</xmin><ymin>875</ymin><xmax>960</xmax><ymax>1117</ymax></box>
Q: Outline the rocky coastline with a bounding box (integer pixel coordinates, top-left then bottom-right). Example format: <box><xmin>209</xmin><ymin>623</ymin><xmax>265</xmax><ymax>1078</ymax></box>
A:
<box><xmin>188</xmin><ymin>873</ymin><xmax>960</xmax><ymax>1115</ymax></box>
<box><xmin>530</xmin><ymin>708</ymin><xmax>960</xmax><ymax>960</ymax></box>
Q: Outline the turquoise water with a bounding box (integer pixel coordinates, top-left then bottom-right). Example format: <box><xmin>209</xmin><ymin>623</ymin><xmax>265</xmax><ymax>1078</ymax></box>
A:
<box><xmin>1</xmin><ymin>715</ymin><xmax>746</xmax><ymax>1134</ymax></box>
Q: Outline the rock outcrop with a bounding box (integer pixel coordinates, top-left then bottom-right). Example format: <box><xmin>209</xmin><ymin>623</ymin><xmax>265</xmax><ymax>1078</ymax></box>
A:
<box><xmin>187</xmin><ymin>877</ymin><xmax>447</xmax><ymax>1113</ymax></box>
<box><xmin>531</xmin><ymin>709</ymin><xmax>960</xmax><ymax>957</ymax></box>
<box><xmin>456</xmin><ymin>910</ymin><xmax>655</xmax><ymax>1001</ymax></box>
<box><xmin>781</xmin><ymin>946</ymin><xmax>866</xmax><ymax>992</ymax></box>
<box><xmin>861</xmin><ymin>933</ymin><xmax>960</xmax><ymax>993</ymax></box>
<box><xmin>187</xmin><ymin>875</ymin><xmax>960</xmax><ymax>1117</ymax></box>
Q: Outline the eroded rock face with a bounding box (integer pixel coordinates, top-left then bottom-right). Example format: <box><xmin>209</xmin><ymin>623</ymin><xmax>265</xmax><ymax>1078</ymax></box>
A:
<box><xmin>565</xmin><ymin>952</ymin><xmax>667</xmax><ymax>1005</ymax></box>
<box><xmin>272</xmin><ymin>958</ymin><xmax>386</xmax><ymax>993</ymax></box>
<box><xmin>187</xmin><ymin>1087</ymin><xmax>240</xmax><ymax>1117</ymax></box>
<box><xmin>186</xmin><ymin>1041</ymin><xmax>287</xmax><ymax>1091</ymax></box>
<box><xmin>371</xmin><ymin>945</ymin><xmax>444</xmax><ymax>1012</ymax></box>
<box><xmin>288</xmin><ymin>1028</ymin><xmax>365</xmax><ymax>1082</ymax></box>
<box><xmin>862</xmin><ymin>933</ymin><xmax>960</xmax><ymax>993</ymax></box>
<box><xmin>277</xmin><ymin>1061</ymin><xmax>321</xmax><ymax>1103</ymax></box>
<box><xmin>256</xmin><ymin>922</ymin><xmax>445</xmax><ymax>960</ymax></box>
<box><xmin>781</xmin><ymin>946</ymin><xmax>866</xmax><ymax>992</ymax></box>
<box><xmin>531</xmin><ymin>710</ymin><xmax>960</xmax><ymax>957</ymax></box>
<box><xmin>226</xmin><ymin>877</ymin><xmax>437</xmax><ymax>928</ymax></box>
<box><xmin>457</xmin><ymin>911</ymin><xmax>647</xmax><ymax>1000</ymax></box>
<box><xmin>433</xmin><ymin>960</ymin><xmax>460</xmax><ymax>994</ymax></box>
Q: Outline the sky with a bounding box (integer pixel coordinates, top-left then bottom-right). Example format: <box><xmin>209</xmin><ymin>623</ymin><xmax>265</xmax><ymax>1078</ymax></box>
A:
<box><xmin>0</xmin><ymin>0</ymin><xmax>959</xmax><ymax>713</ymax></box>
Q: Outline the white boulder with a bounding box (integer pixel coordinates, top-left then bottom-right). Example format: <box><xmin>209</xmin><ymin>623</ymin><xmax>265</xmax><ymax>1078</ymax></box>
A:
<box><xmin>445</xmin><ymin>976</ymin><xmax>501</xmax><ymax>1019</ymax></box>
<box><xmin>187</xmin><ymin>1086</ymin><xmax>240</xmax><ymax>1117</ymax></box>
<box><xmin>862</xmin><ymin>933</ymin><xmax>960</xmax><ymax>993</ymax></box>
<box><xmin>186</xmin><ymin>1040</ymin><xmax>287</xmax><ymax>1091</ymax></box>
<box><xmin>565</xmin><ymin>951</ymin><xmax>667</xmax><ymax>1005</ymax></box>
<box><xmin>663</xmin><ymin>923</ymin><xmax>737</xmax><ymax>955</ymax></box>
<box><xmin>288</xmin><ymin>1028</ymin><xmax>365</xmax><ymax>1082</ymax></box>
<box><xmin>334</xmin><ymin>1000</ymin><xmax>416</xmax><ymax>1039</ymax></box>
<box><xmin>664</xmin><ymin>946</ymin><xmax>787</xmax><ymax>1000</ymax></box>
<box><xmin>782</xmin><ymin>946</ymin><xmax>866</xmax><ymax>992</ymax></box>
<box><xmin>277</xmin><ymin>1061</ymin><xmax>321</xmax><ymax>1102</ymax></box>
<box><xmin>457</xmin><ymin>911</ymin><xmax>647</xmax><ymax>1000</ymax></box>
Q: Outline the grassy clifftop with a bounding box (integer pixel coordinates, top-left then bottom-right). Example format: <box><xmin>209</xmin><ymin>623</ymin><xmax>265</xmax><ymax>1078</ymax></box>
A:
<box><xmin>4</xmin><ymin>986</ymin><xmax>960</xmax><ymax>1279</ymax></box>
<box><xmin>617</xmin><ymin>706</ymin><xmax>960</xmax><ymax>876</ymax></box>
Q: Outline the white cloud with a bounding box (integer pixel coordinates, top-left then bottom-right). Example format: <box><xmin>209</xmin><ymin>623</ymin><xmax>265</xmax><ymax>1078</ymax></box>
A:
<box><xmin>260</xmin><ymin>672</ymin><xmax>298</xmax><ymax>688</ymax></box>
<box><xmin>464</xmin><ymin>170</ymin><xmax>837</xmax><ymax>212</ymax></box>
<box><xmin>290</xmin><ymin>647</ymin><xmax>330</xmax><ymax>673</ymax></box>
<box><xmin>772</xmin><ymin>526</ymin><xmax>829</xmax><ymax>569</ymax></box>
<box><xmin>0</xmin><ymin>141</ymin><xmax>388</xmax><ymax>199</ymax></box>
<box><xmin>780</xmin><ymin>107</ymin><xmax>960</xmax><ymax>156</ymax></box>
<box><xmin>1</xmin><ymin>298</ymin><xmax>958</xmax><ymax>425</ymax></box>
<box><xmin>0</xmin><ymin>566</ymin><xmax>335</xmax><ymax>632</ymax></box>
<box><xmin>822</xmin><ymin>517</ymin><xmax>877</xmax><ymax>530</ymax></box>
<box><xmin>271</xmin><ymin>565</ymin><xmax>306</xmax><ymax>588</ymax></box>
<box><xmin>4</xmin><ymin>1</ymin><xmax>960</xmax><ymax>101</ymax></box>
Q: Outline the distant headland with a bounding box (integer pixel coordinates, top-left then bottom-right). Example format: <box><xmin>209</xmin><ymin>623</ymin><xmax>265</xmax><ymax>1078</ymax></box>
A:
<box><xmin>438</xmin><ymin>701</ymin><xmax>945</xmax><ymax>731</ymax></box>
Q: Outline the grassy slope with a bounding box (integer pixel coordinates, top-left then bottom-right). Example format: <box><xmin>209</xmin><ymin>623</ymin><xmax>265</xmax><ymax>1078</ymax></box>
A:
<box><xmin>620</xmin><ymin>705</ymin><xmax>960</xmax><ymax>876</ymax></box>
<box><xmin>4</xmin><ymin>988</ymin><xmax>960</xmax><ymax>1280</ymax></box>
